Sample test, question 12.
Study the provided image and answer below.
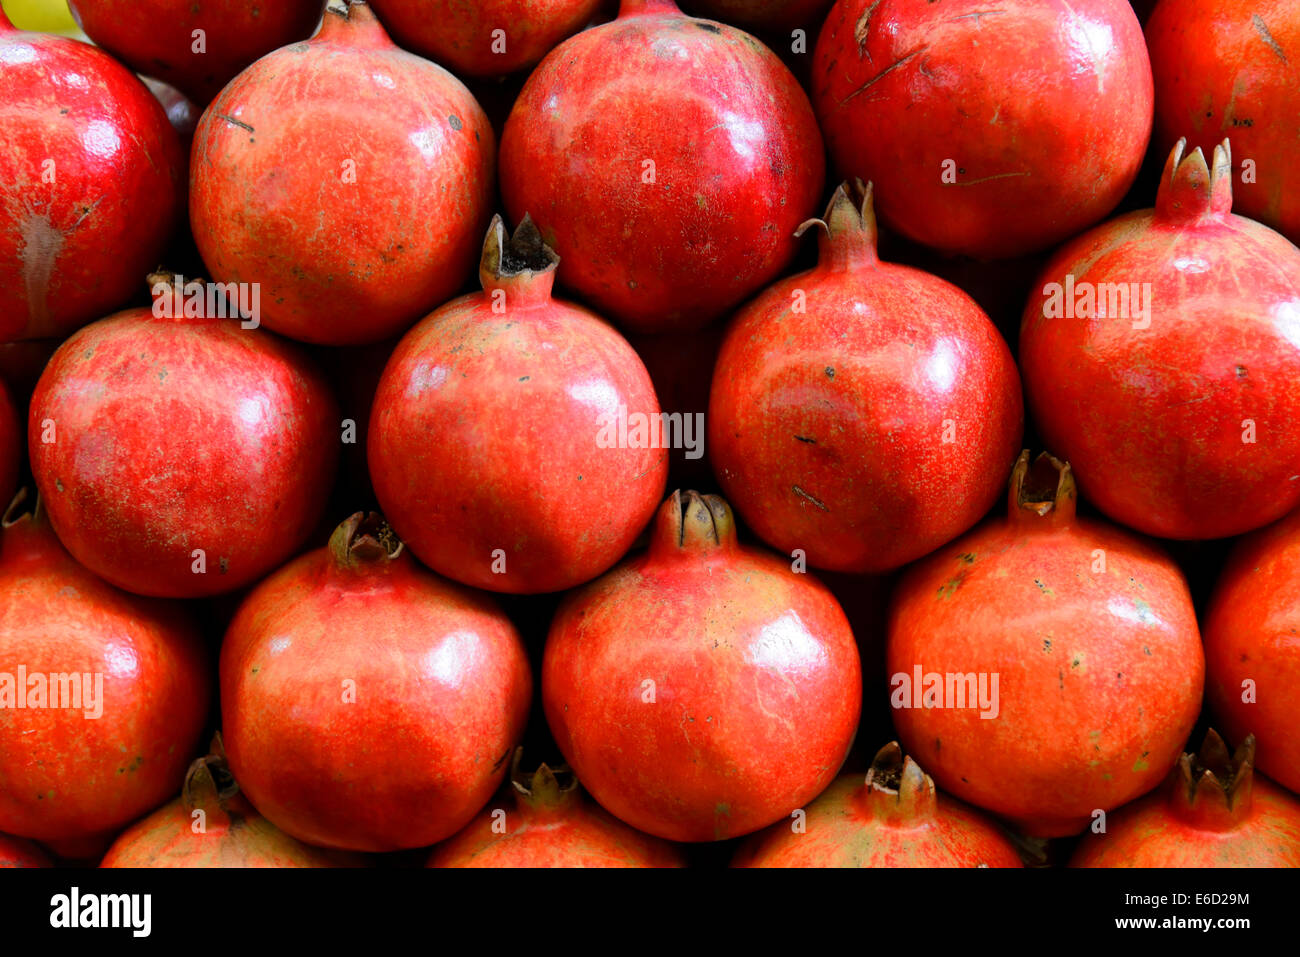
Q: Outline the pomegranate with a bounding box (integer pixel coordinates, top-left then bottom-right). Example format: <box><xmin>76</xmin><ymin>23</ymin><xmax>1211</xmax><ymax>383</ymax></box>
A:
<box><xmin>428</xmin><ymin>750</ymin><xmax>687</xmax><ymax>868</ymax></box>
<box><xmin>1020</xmin><ymin>139</ymin><xmax>1300</xmax><ymax>540</ymax></box>
<box><xmin>886</xmin><ymin>452</ymin><xmax>1204</xmax><ymax>837</ymax></box>
<box><xmin>733</xmin><ymin>742</ymin><xmax>1022</xmax><ymax>867</ymax></box>
<box><xmin>709</xmin><ymin>181</ymin><xmax>1023</xmax><ymax>574</ymax></box>
<box><xmin>1147</xmin><ymin>0</ymin><xmax>1299</xmax><ymax>243</ymax></box>
<box><xmin>28</xmin><ymin>274</ymin><xmax>339</xmax><ymax>599</ymax></box>
<box><xmin>221</xmin><ymin>512</ymin><xmax>533</xmax><ymax>852</ymax></box>
<box><xmin>101</xmin><ymin>738</ymin><xmax>362</xmax><ymax>868</ymax></box>
<box><xmin>369</xmin><ymin>216</ymin><xmax>667</xmax><ymax>594</ymax></box>
<box><xmin>67</xmin><ymin>0</ymin><xmax>327</xmax><ymax>105</ymax></box>
<box><xmin>0</xmin><ymin>490</ymin><xmax>210</xmax><ymax>844</ymax></box>
<box><xmin>499</xmin><ymin>0</ymin><xmax>825</xmax><ymax>332</ymax></box>
<box><xmin>368</xmin><ymin>0</ymin><xmax>603</xmax><ymax>76</ymax></box>
<box><xmin>1072</xmin><ymin>731</ymin><xmax>1300</xmax><ymax>866</ymax></box>
<box><xmin>0</xmin><ymin>380</ymin><xmax>17</xmax><ymax>508</ymax></box>
<box><xmin>0</xmin><ymin>11</ymin><xmax>184</xmax><ymax>342</ymax></box>
<box><xmin>1204</xmin><ymin>506</ymin><xmax>1300</xmax><ymax>794</ymax></box>
<box><xmin>190</xmin><ymin>0</ymin><xmax>495</xmax><ymax>345</ymax></box>
<box><xmin>681</xmin><ymin>0</ymin><xmax>832</xmax><ymax>34</ymax></box>
<box><xmin>543</xmin><ymin>490</ymin><xmax>862</xmax><ymax>842</ymax></box>
<box><xmin>811</xmin><ymin>0</ymin><xmax>1152</xmax><ymax>259</ymax></box>
<box><xmin>0</xmin><ymin>833</ymin><xmax>50</xmax><ymax>867</ymax></box>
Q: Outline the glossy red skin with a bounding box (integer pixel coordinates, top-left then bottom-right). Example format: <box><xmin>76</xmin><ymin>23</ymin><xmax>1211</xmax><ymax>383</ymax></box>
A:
<box><xmin>29</xmin><ymin>302</ymin><xmax>339</xmax><ymax>599</ymax></box>
<box><xmin>1147</xmin><ymin>0</ymin><xmax>1299</xmax><ymax>244</ymax></box>
<box><xmin>0</xmin><ymin>381</ymin><xmax>18</xmax><ymax>509</ymax></box>
<box><xmin>220</xmin><ymin>534</ymin><xmax>533</xmax><ymax>852</ymax></box>
<box><xmin>709</xmin><ymin>194</ymin><xmax>1023</xmax><ymax>574</ymax></box>
<box><xmin>369</xmin><ymin>250</ymin><xmax>667</xmax><ymax>595</ymax></box>
<box><xmin>732</xmin><ymin>771</ymin><xmax>1022</xmax><ymax>867</ymax></box>
<box><xmin>1071</xmin><ymin>769</ymin><xmax>1300</xmax><ymax>866</ymax></box>
<box><xmin>68</xmin><ymin>0</ymin><xmax>326</xmax><ymax>105</ymax></box>
<box><xmin>369</xmin><ymin>0</ymin><xmax>603</xmax><ymax>76</ymax></box>
<box><xmin>886</xmin><ymin>472</ymin><xmax>1204</xmax><ymax>837</ymax></box>
<box><xmin>0</xmin><ymin>833</ymin><xmax>50</xmax><ymax>867</ymax></box>
<box><xmin>100</xmin><ymin>793</ymin><xmax>360</xmax><ymax>868</ymax></box>
<box><xmin>0</xmin><ymin>512</ymin><xmax>210</xmax><ymax>842</ymax></box>
<box><xmin>811</xmin><ymin>0</ymin><xmax>1152</xmax><ymax>259</ymax></box>
<box><xmin>1020</xmin><ymin>147</ymin><xmax>1300</xmax><ymax>540</ymax></box>
<box><xmin>681</xmin><ymin>0</ymin><xmax>832</xmax><ymax>33</ymax></box>
<box><xmin>499</xmin><ymin>0</ymin><xmax>826</xmax><ymax>332</ymax></box>
<box><xmin>190</xmin><ymin>3</ymin><xmax>495</xmax><ymax>345</ymax></box>
<box><xmin>428</xmin><ymin>783</ymin><xmax>687</xmax><ymax>868</ymax></box>
<box><xmin>543</xmin><ymin>492</ymin><xmax>862</xmax><ymax>842</ymax></box>
<box><xmin>0</xmin><ymin>17</ymin><xmax>184</xmax><ymax>342</ymax></box>
<box><xmin>1204</xmin><ymin>508</ymin><xmax>1300</xmax><ymax>794</ymax></box>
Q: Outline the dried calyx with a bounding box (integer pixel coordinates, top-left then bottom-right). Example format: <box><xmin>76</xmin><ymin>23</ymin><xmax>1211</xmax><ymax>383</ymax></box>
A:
<box><xmin>1008</xmin><ymin>450</ymin><xmax>1077</xmax><ymax>525</ymax></box>
<box><xmin>509</xmin><ymin>749</ymin><xmax>580</xmax><ymax>811</ymax></box>
<box><xmin>1172</xmin><ymin>729</ymin><xmax>1255</xmax><ymax>829</ymax></box>
<box><xmin>328</xmin><ymin>512</ymin><xmax>404</xmax><ymax>568</ymax></box>
<box><xmin>861</xmin><ymin>742</ymin><xmax>938</xmax><ymax>824</ymax></box>
<box><xmin>481</xmin><ymin>214</ymin><xmax>559</xmax><ymax>279</ymax></box>
<box><xmin>796</xmin><ymin>179</ymin><xmax>879</xmax><ymax>268</ymax></box>
<box><xmin>1156</xmin><ymin>137</ymin><xmax>1233</xmax><ymax>223</ymax></box>
<box><xmin>653</xmin><ymin>489</ymin><xmax>737</xmax><ymax>554</ymax></box>
<box><xmin>182</xmin><ymin>734</ymin><xmax>241</xmax><ymax>815</ymax></box>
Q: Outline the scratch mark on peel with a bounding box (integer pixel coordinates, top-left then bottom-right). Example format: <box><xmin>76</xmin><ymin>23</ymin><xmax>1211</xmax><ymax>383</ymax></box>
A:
<box><xmin>854</xmin><ymin>0</ymin><xmax>882</xmax><ymax>63</ymax></box>
<box><xmin>214</xmin><ymin>113</ymin><xmax>255</xmax><ymax>133</ymax></box>
<box><xmin>792</xmin><ymin>485</ymin><xmax>829</xmax><ymax>511</ymax></box>
<box><xmin>839</xmin><ymin>47</ymin><xmax>928</xmax><ymax>105</ymax></box>
<box><xmin>20</xmin><ymin>214</ymin><xmax>64</xmax><ymax>335</ymax></box>
<box><xmin>949</xmin><ymin>9</ymin><xmax>1008</xmax><ymax>23</ymax></box>
<box><xmin>1252</xmin><ymin>15</ymin><xmax>1288</xmax><ymax>62</ymax></box>
<box><xmin>953</xmin><ymin>171</ymin><xmax>1031</xmax><ymax>186</ymax></box>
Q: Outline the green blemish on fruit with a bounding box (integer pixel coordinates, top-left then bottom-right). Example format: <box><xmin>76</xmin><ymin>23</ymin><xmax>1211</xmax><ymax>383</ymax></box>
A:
<box><xmin>1132</xmin><ymin>756</ymin><xmax>1149</xmax><ymax>772</ymax></box>
<box><xmin>1133</xmin><ymin>598</ymin><xmax>1157</xmax><ymax>626</ymax></box>
<box><xmin>936</xmin><ymin>578</ymin><xmax>962</xmax><ymax>600</ymax></box>
<box><xmin>957</xmin><ymin>552</ymin><xmax>977</xmax><ymax>564</ymax></box>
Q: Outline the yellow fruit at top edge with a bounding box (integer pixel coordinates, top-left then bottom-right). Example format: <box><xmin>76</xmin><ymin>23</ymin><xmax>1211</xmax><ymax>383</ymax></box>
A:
<box><xmin>2</xmin><ymin>0</ymin><xmax>82</xmax><ymax>35</ymax></box>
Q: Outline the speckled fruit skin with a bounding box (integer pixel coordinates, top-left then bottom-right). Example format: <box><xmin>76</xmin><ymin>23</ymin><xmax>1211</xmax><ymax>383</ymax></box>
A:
<box><xmin>543</xmin><ymin>490</ymin><xmax>862</xmax><ymax>842</ymax></box>
<box><xmin>0</xmin><ymin>381</ymin><xmax>18</xmax><ymax>509</ymax></box>
<box><xmin>190</xmin><ymin>1</ymin><xmax>495</xmax><ymax>346</ymax></box>
<box><xmin>709</xmin><ymin>182</ymin><xmax>1023</xmax><ymax>574</ymax></box>
<box><xmin>1020</xmin><ymin>140</ymin><xmax>1300</xmax><ymax>541</ymax></box>
<box><xmin>499</xmin><ymin>0</ymin><xmax>825</xmax><ymax>333</ymax></box>
<box><xmin>369</xmin><ymin>0</ymin><xmax>602</xmax><ymax>76</ymax></box>
<box><xmin>428</xmin><ymin>753</ymin><xmax>687</xmax><ymax>867</ymax></box>
<box><xmin>681</xmin><ymin>0</ymin><xmax>831</xmax><ymax>33</ymax></box>
<box><xmin>1204</xmin><ymin>508</ymin><xmax>1300</xmax><ymax>794</ymax></box>
<box><xmin>1147</xmin><ymin>0</ymin><xmax>1299</xmax><ymax>244</ymax></box>
<box><xmin>0</xmin><ymin>833</ymin><xmax>50</xmax><ymax>867</ymax></box>
<box><xmin>733</xmin><ymin>742</ymin><xmax>1022</xmax><ymax>867</ymax></box>
<box><xmin>28</xmin><ymin>280</ymin><xmax>339</xmax><ymax>599</ymax></box>
<box><xmin>100</xmin><ymin>746</ymin><xmax>362</xmax><ymax>868</ymax></box>
<box><xmin>369</xmin><ymin>217</ymin><xmax>667</xmax><ymax>595</ymax></box>
<box><xmin>886</xmin><ymin>452</ymin><xmax>1204</xmax><ymax>838</ymax></box>
<box><xmin>812</xmin><ymin>0</ymin><xmax>1152</xmax><ymax>259</ymax></box>
<box><xmin>0</xmin><ymin>13</ymin><xmax>184</xmax><ymax>343</ymax></box>
<box><xmin>0</xmin><ymin>495</ymin><xmax>210</xmax><ymax>843</ymax></box>
<box><xmin>67</xmin><ymin>0</ymin><xmax>327</xmax><ymax>105</ymax></box>
<box><xmin>1072</xmin><ymin>731</ymin><xmax>1300</xmax><ymax>867</ymax></box>
<box><xmin>221</xmin><ymin>513</ymin><xmax>533</xmax><ymax>852</ymax></box>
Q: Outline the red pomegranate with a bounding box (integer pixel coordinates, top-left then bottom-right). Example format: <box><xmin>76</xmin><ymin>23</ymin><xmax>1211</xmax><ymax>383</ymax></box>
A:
<box><xmin>0</xmin><ymin>833</ymin><xmax>50</xmax><ymax>868</ymax></box>
<box><xmin>680</xmin><ymin>0</ymin><xmax>832</xmax><ymax>34</ymax></box>
<box><xmin>1204</xmin><ymin>507</ymin><xmax>1300</xmax><ymax>794</ymax></box>
<box><xmin>1147</xmin><ymin>0</ymin><xmax>1299</xmax><ymax>244</ymax></box>
<box><xmin>709</xmin><ymin>181</ymin><xmax>1023</xmax><ymax>574</ymax></box>
<box><xmin>68</xmin><ymin>0</ymin><xmax>326</xmax><ymax>105</ymax></box>
<box><xmin>101</xmin><ymin>738</ymin><xmax>362</xmax><ymax>868</ymax></box>
<box><xmin>29</xmin><ymin>275</ymin><xmax>339</xmax><ymax>599</ymax></box>
<box><xmin>190</xmin><ymin>0</ymin><xmax>495</xmax><ymax>345</ymax></box>
<box><xmin>811</xmin><ymin>0</ymin><xmax>1152</xmax><ymax>259</ymax></box>
<box><xmin>369</xmin><ymin>216</ymin><xmax>667</xmax><ymax>594</ymax></box>
<box><xmin>543</xmin><ymin>490</ymin><xmax>862</xmax><ymax>842</ymax></box>
<box><xmin>499</xmin><ymin>0</ymin><xmax>825</xmax><ymax>332</ymax></box>
<box><xmin>0</xmin><ymin>380</ymin><xmax>18</xmax><ymax>508</ymax></box>
<box><xmin>1020</xmin><ymin>139</ymin><xmax>1300</xmax><ymax>540</ymax></box>
<box><xmin>732</xmin><ymin>742</ymin><xmax>1022</xmax><ymax>867</ymax></box>
<box><xmin>221</xmin><ymin>512</ymin><xmax>533</xmax><ymax>852</ymax></box>
<box><xmin>428</xmin><ymin>751</ymin><xmax>687</xmax><ymax>868</ymax></box>
<box><xmin>0</xmin><ymin>12</ymin><xmax>184</xmax><ymax>342</ymax></box>
<box><xmin>0</xmin><ymin>490</ymin><xmax>210</xmax><ymax>844</ymax></box>
<box><xmin>369</xmin><ymin>0</ymin><xmax>603</xmax><ymax>76</ymax></box>
<box><xmin>1072</xmin><ymin>731</ymin><xmax>1300</xmax><ymax>867</ymax></box>
<box><xmin>886</xmin><ymin>452</ymin><xmax>1204</xmax><ymax>838</ymax></box>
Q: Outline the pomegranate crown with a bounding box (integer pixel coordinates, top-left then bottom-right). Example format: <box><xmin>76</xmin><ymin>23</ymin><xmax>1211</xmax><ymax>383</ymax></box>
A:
<box><xmin>182</xmin><ymin>733</ymin><xmax>241</xmax><ymax>815</ymax></box>
<box><xmin>1156</xmin><ymin>137</ymin><xmax>1233</xmax><ymax>223</ymax></box>
<box><xmin>651</xmin><ymin>489</ymin><xmax>738</xmax><ymax>556</ymax></box>
<box><xmin>1008</xmin><ymin>450</ymin><xmax>1077</xmax><ymax>526</ymax></box>
<box><xmin>480</xmin><ymin>214</ymin><xmax>559</xmax><ymax>280</ymax></box>
<box><xmin>328</xmin><ymin>512</ymin><xmax>404</xmax><ymax>569</ymax></box>
<box><xmin>1169</xmin><ymin>729</ymin><xmax>1256</xmax><ymax>829</ymax></box>
<box><xmin>795</xmin><ymin>179</ymin><xmax>879</xmax><ymax>268</ymax></box>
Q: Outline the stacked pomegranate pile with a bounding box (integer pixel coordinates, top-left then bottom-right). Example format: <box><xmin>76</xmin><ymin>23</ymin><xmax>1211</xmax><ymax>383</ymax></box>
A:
<box><xmin>1</xmin><ymin>0</ymin><xmax>1297</xmax><ymax>869</ymax></box>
